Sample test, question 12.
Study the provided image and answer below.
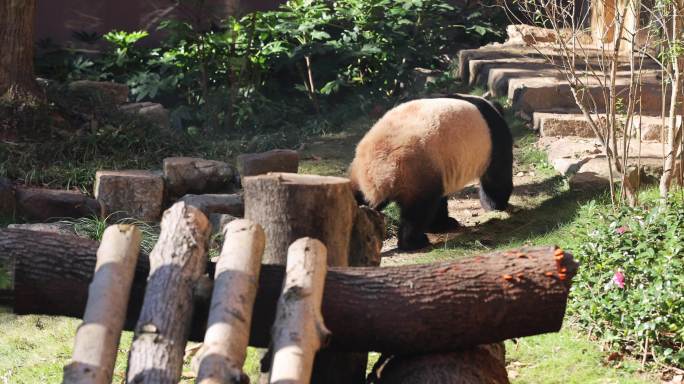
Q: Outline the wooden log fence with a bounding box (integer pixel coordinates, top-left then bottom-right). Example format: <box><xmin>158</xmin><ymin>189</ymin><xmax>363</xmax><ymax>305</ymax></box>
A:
<box><xmin>0</xmin><ymin>229</ymin><xmax>577</xmax><ymax>353</ymax></box>
<box><xmin>0</xmin><ymin>173</ymin><xmax>580</xmax><ymax>383</ymax></box>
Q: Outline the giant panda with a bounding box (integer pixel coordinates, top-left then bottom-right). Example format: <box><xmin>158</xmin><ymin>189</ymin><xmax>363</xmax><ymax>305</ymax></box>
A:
<box><xmin>348</xmin><ymin>94</ymin><xmax>513</xmax><ymax>251</ymax></box>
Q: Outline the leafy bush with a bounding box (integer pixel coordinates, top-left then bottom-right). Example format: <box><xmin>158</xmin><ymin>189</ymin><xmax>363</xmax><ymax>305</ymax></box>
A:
<box><xmin>568</xmin><ymin>197</ymin><xmax>684</xmax><ymax>366</ymax></box>
<box><xmin>34</xmin><ymin>0</ymin><xmax>506</xmax><ymax>135</ymax></box>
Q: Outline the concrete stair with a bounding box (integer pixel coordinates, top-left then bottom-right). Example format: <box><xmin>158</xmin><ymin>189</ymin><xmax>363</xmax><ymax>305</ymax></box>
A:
<box><xmin>457</xmin><ymin>39</ymin><xmax>676</xmax><ymax>190</ymax></box>
<box><xmin>533</xmin><ymin>112</ymin><xmax>679</xmax><ymax>142</ymax></box>
<box><xmin>458</xmin><ymin>44</ymin><xmax>665</xmax><ymax>115</ymax></box>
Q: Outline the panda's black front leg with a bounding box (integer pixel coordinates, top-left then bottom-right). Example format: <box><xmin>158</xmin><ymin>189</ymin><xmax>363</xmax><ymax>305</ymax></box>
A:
<box><xmin>398</xmin><ymin>196</ymin><xmax>441</xmax><ymax>251</ymax></box>
<box><xmin>427</xmin><ymin>197</ymin><xmax>460</xmax><ymax>233</ymax></box>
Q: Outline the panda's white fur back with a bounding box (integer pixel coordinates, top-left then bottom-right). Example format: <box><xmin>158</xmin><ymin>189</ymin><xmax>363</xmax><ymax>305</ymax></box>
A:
<box><xmin>349</xmin><ymin>98</ymin><xmax>492</xmax><ymax>207</ymax></box>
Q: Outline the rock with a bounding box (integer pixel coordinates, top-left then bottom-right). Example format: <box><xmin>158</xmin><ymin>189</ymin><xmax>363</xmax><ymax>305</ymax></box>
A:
<box><xmin>120</xmin><ymin>102</ymin><xmax>171</xmax><ymax>129</ymax></box>
<box><xmin>15</xmin><ymin>187</ymin><xmax>101</xmax><ymax>221</ymax></box>
<box><xmin>163</xmin><ymin>157</ymin><xmax>237</xmax><ymax>198</ymax></box>
<box><xmin>410</xmin><ymin>67</ymin><xmax>442</xmax><ymax>93</ymax></box>
<box><xmin>68</xmin><ymin>80</ymin><xmax>129</xmax><ymax>105</ymax></box>
<box><xmin>506</xmin><ymin>24</ymin><xmax>560</xmax><ymax>46</ymax></box>
<box><xmin>639</xmin><ymin>115</ymin><xmax>681</xmax><ymax>142</ymax></box>
<box><xmin>569</xmin><ymin>172</ymin><xmax>611</xmax><ymax>191</ymax></box>
<box><xmin>0</xmin><ymin>177</ymin><xmax>15</xmax><ymax>218</ymax></box>
<box><xmin>8</xmin><ymin>222</ymin><xmax>78</xmax><ymax>237</ymax></box>
<box><xmin>178</xmin><ymin>193</ymin><xmax>244</xmax><ymax>217</ymax></box>
<box><xmin>208</xmin><ymin>213</ymin><xmax>238</xmax><ymax>235</ymax></box>
<box><xmin>94</xmin><ymin>170</ymin><xmax>164</xmax><ymax>222</ymax></box>
<box><xmin>236</xmin><ymin>149</ymin><xmax>299</xmax><ymax>178</ymax></box>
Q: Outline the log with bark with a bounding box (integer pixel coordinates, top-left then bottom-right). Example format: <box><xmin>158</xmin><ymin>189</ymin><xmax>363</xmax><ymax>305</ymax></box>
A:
<box><xmin>368</xmin><ymin>344</ymin><xmax>510</xmax><ymax>384</ymax></box>
<box><xmin>0</xmin><ymin>229</ymin><xmax>578</xmax><ymax>355</ymax></box>
<box><xmin>126</xmin><ymin>202</ymin><xmax>211</xmax><ymax>384</ymax></box>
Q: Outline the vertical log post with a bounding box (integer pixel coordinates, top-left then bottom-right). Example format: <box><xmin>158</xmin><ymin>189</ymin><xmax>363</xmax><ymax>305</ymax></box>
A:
<box><xmin>269</xmin><ymin>238</ymin><xmax>330</xmax><ymax>384</ymax></box>
<box><xmin>243</xmin><ymin>172</ymin><xmax>368</xmax><ymax>384</ymax></box>
<box><xmin>126</xmin><ymin>202</ymin><xmax>211</xmax><ymax>384</ymax></box>
<box><xmin>62</xmin><ymin>224</ymin><xmax>141</xmax><ymax>384</ymax></box>
<box><xmin>195</xmin><ymin>219</ymin><xmax>266</xmax><ymax>384</ymax></box>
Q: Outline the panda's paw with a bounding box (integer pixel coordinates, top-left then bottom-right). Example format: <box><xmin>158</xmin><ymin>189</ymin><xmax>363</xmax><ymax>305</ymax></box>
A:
<box><xmin>428</xmin><ymin>217</ymin><xmax>460</xmax><ymax>233</ymax></box>
<box><xmin>398</xmin><ymin>233</ymin><xmax>430</xmax><ymax>251</ymax></box>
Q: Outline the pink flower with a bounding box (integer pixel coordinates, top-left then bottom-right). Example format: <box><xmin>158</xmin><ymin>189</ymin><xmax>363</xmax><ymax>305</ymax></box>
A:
<box><xmin>615</xmin><ymin>226</ymin><xmax>628</xmax><ymax>235</ymax></box>
<box><xmin>612</xmin><ymin>270</ymin><xmax>625</xmax><ymax>289</ymax></box>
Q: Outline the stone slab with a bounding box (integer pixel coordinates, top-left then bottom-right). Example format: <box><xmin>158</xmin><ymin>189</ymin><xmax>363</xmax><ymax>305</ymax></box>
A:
<box><xmin>535</xmin><ymin>112</ymin><xmax>679</xmax><ymax>142</ymax></box>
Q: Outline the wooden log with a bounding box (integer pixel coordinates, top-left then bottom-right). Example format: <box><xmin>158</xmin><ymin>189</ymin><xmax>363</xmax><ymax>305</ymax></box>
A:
<box><xmin>243</xmin><ymin>173</ymin><xmax>356</xmax><ymax>266</ymax></box>
<box><xmin>269</xmin><ymin>238</ymin><xmax>331</xmax><ymax>384</ymax></box>
<box><xmin>244</xmin><ymin>172</ymin><xmax>367</xmax><ymax>384</ymax></box>
<box><xmin>62</xmin><ymin>224</ymin><xmax>141</xmax><ymax>384</ymax></box>
<box><xmin>126</xmin><ymin>202</ymin><xmax>211</xmax><ymax>384</ymax></box>
<box><xmin>0</xmin><ymin>230</ymin><xmax>578</xmax><ymax>354</ymax></box>
<box><xmin>195</xmin><ymin>219</ymin><xmax>266</xmax><ymax>384</ymax></box>
<box><xmin>369</xmin><ymin>344</ymin><xmax>510</xmax><ymax>384</ymax></box>
<box><xmin>349</xmin><ymin>206</ymin><xmax>385</xmax><ymax>267</ymax></box>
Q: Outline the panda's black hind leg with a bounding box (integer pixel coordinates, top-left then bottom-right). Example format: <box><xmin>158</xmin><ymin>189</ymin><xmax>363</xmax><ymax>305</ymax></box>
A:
<box><xmin>427</xmin><ymin>197</ymin><xmax>460</xmax><ymax>233</ymax></box>
<box><xmin>398</xmin><ymin>194</ymin><xmax>441</xmax><ymax>251</ymax></box>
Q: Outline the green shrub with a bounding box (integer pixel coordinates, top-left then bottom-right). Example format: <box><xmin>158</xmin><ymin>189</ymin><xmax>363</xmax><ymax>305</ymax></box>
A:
<box><xmin>568</xmin><ymin>197</ymin><xmax>684</xmax><ymax>366</ymax></box>
<box><xmin>34</xmin><ymin>0</ymin><xmax>506</xmax><ymax>135</ymax></box>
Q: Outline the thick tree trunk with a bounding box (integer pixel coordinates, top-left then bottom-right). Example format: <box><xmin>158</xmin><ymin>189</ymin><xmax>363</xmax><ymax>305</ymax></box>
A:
<box><xmin>244</xmin><ymin>173</ymin><xmax>367</xmax><ymax>383</ymax></box>
<box><xmin>195</xmin><ymin>219</ymin><xmax>266</xmax><ymax>384</ymax></box>
<box><xmin>369</xmin><ymin>344</ymin><xmax>510</xmax><ymax>384</ymax></box>
<box><xmin>126</xmin><ymin>202</ymin><xmax>211</xmax><ymax>384</ymax></box>
<box><xmin>0</xmin><ymin>0</ymin><xmax>42</xmax><ymax>101</ymax></box>
<box><xmin>269</xmin><ymin>238</ymin><xmax>330</xmax><ymax>384</ymax></box>
<box><xmin>1</xmin><ymin>230</ymin><xmax>577</xmax><ymax>355</ymax></box>
<box><xmin>63</xmin><ymin>225</ymin><xmax>142</xmax><ymax>384</ymax></box>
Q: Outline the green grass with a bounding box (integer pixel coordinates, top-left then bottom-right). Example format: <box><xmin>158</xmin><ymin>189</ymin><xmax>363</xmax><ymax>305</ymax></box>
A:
<box><xmin>506</xmin><ymin>327</ymin><xmax>657</xmax><ymax>384</ymax></box>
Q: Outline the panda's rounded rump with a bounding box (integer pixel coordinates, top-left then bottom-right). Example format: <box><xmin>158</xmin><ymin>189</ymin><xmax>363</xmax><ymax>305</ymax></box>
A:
<box><xmin>350</xmin><ymin>98</ymin><xmax>493</xmax><ymax>201</ymax></box>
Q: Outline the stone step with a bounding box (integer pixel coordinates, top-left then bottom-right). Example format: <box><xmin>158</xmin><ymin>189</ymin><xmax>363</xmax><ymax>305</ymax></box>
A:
<box><xmin>533</xmin><ymin>112</ymin><xmax>680</xmax><ymax>142</ymax></box>
<box><xmin>508</xmin><ymin>76</ymin><xmax>666</xmax><ymax>115</ymax></box>
<box><xmin>538</xmin><ymin>136</ymin><xmax>669</xmax><ymax>189</ymax></box>
<box><xmin>458</xmin><ymin>44</ymin><xmax>660</xmax><ymax>85</ymax></box>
